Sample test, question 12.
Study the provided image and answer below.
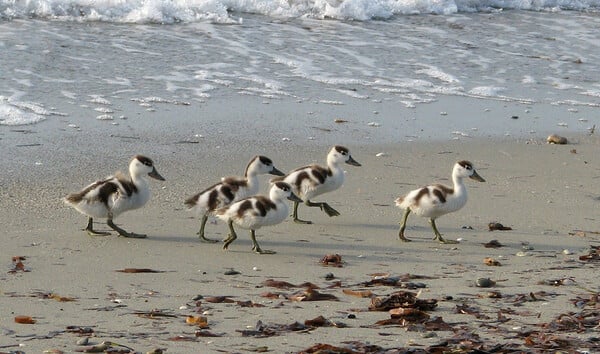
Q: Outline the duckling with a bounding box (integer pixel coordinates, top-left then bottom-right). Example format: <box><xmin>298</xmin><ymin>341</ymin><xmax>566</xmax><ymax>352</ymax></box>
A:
<box><xmin>273</xmin><ymin>145</ymin><xmax>360</xmax><ymax>224</ymax></box>
<box><xmin>64</xmin><ymin>155</ymin><xmax>165</xmax><ymax>238</ymax></box>
<box><xmin>395</xmin><ymin>160</ymin><xmax>485</xmax><ymax>243</ymax></box>
<box><xmin>215</xmin><ymin>182</ymin><xmax>301</xmax><ymax>254</ymax></box>
<box><xmin>184</xmin><ymin>155</ymin><xmax>284</xmax><ymax>242</ymax></box>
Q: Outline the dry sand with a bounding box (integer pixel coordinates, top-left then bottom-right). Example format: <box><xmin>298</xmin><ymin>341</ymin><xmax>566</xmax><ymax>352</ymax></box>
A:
<box><xmin>2</xmin><ymin>132</ymin><xmax>600</xmax><ymax>353</ymax></box>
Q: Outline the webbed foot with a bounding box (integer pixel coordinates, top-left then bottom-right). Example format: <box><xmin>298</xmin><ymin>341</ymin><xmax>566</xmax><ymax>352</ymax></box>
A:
<box><xmin>293</xmin><ymin>217</ymin><xmax>313</xmax><ymax>224</ymax></box>
<box><xmin>321</xmin><ymin>203</ymin><xmax>340</xmax><ymax>217</ymax></box>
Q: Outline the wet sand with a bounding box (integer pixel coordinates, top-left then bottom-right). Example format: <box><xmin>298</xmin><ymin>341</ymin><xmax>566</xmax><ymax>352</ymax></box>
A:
<box><xmin>1</xmin><ymin>98</ymin><xmax>600</xmax><ymax>353</ymax></box>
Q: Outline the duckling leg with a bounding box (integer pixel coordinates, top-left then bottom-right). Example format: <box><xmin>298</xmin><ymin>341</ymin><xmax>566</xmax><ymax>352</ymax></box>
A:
<box><xmin>223</xmin><ymin>220</ymin><xmax>238</xmax><ymax>250</ymax></box>
<box><xmin>107</xmin><ymin>218</ymin><xmax>147</xmax><ymax>239</ymax></box>
<box><xmin>429</xmin><ymin>218</ymin><xmax>458</xmax><ymax>244</ymax></box>
<box><xmin>292</xmin><ymin>200</ymin><xmax>313</xmax><ymax>224</ymax></box>
<box><xmin>250</xmin><ymin>230</ymin><xmax>275</xmax><ymax>255</ymax></box>
<box><xmin>85</xmin><ymin>217</ymin><xmax>111</xmax><ymax>236</ymax></box>
<box><xmin>306</xmin><ymin>200</ymin><xmax>341</xmax><ymax>217</ymax></box>
<box><xmin>398</xmin><ymin>208</ymin><xmax>412</xmax><ymax>242</ymax></box>
<box><xmin>197</xmin><ymin>213</ymin><xmax>218</xmax><ymax>243</ymax></box>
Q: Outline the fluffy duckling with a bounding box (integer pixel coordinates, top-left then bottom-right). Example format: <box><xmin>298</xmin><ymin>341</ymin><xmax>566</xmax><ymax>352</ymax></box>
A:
<box><xmin>215</xmin><ymin>181</ymin><xmax>301</xmax><ymax>254</ymax></box>
<box><xmin>395</xmin><ymin>160</ymin><xmax>485</xmax><ymax>243</ymax></box>
<box><xmin>273</xmin><ymin>145</ymin><xmax>361</xmax><ymax>224</ymax></box>
<box><xmin>184</xmin><ymin>155</ymin><xmax>284</xmax><ymax>242</ymax></box>
<box><xmin>64</xmin><ymin>155</ymin><xmax>165</xmax><ymax>238</ymax></box>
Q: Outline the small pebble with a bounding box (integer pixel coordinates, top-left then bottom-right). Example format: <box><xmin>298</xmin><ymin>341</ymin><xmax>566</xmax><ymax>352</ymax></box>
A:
<box><xmin>516</xmin><ymin>251</ymin><xmax>531</xmax><ymax>257</ymax></box>
<box><xmin>347</xmin><ymin>314</ymin><xmax>356</xmax><ymax>319</ymax></box>
<box><xmin>76</xmin><ymin>338</ymin><xmax>89</xmax><ymax>345</ymax></box>
<box><xmin>562</xmin><ymin>249</ymin><xmax>573</xmax><ymax>255</ymax></box>
<box><xmin>511</xmin><ymin>115</ymin><xmax>519</xmax><ymax>119</ymax></box>
<box><xmin>375</xmin><ymin>152</ymin><xmax>387</xmax><ymax>157</ymax></box>
<box><xmin>282</xmin><ymin>137</ymin><xmax>291</xmax><ymax>141</ymax></box>
<box><xmin>476</xmin><ymin>278</ymin><xmax>496</xmax><ymax>288</ymax></box>
<box><xmin>179</xmin><ymin>305</ymin><xmax>188</xmax><ymax>310</ymax></box>
<box><xmin>324</xmin><ymin>272</ymin><xmax>335</xmax><ymax>280</ymax></box>
<box><xmin>367</xmin><ymin>122</ymin><xmax>381</xmax><ymax>127</ymax></box>
<box><xmin>192</xmin><ymin>295</ymin><xmax>203</xmax><ymax>301</ymax></box>
<box><xmin>252</xmin><ymin>266</ymin><xmax>260</xmax><ymax>271</ymax></box>
<box><xmin>224</xmin><ymin>269</ymin><xmax>241</xmax><ymax>275</ymax></box>
<box><xmin>547</xmin><ymin>134</ymin><xmax>568</xmax><ymax>144</ymax></box>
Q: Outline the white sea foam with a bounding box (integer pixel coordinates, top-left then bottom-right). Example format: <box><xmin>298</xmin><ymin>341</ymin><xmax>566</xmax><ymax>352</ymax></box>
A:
<box><xmin>0</xmin><ymin>96</ymin><xmax>48</xmax><ymax>125</ymax></box>
<box><xmin>1</xmin><ymin>0</ymin><xmax>599</xmax><ymax>23</ymax></box>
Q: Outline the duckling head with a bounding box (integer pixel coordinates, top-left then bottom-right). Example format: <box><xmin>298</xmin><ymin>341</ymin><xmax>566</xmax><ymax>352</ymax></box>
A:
<box><xmin>272</xmin><ymin>182</ymin><xmax>302</xmax><ymax>202</ymax></box>
<box><xmin>247</xmin><ymin>155</ymin><xmax>284</xmax><ymax>176</ymax></box>
<box><xmin>455</xmin><ymin>160</ymin><xmax>485</xmax><ymax>182</ymax></box>
<box><xmin>130</xmin><ymin>155</ymin><xmax>165</xmax><ymax>181</ymax></box>
<box><xmin>328</xmin><ymin>145</ymin><xmax>361</xmax><ymax>167</ymax></box>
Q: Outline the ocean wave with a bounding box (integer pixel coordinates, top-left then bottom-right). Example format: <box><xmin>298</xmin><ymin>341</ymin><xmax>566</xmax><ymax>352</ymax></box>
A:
<box><xmin>1</xmin><ymin>0</ymin><xmax>600</xmax><ymax>23</ymax></box>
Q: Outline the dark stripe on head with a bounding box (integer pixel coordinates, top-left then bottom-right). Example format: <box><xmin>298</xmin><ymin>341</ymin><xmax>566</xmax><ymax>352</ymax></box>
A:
<box><xmin>274</xmin><ymin>181</ymin><xmax>291</xmax><ymax>192</ymax></box>
<box><xmin>135</xmin><ymin>155</ymin><xmax>154</xmax><ymax>167</ymax></box>
<box><xmin>236</xmin><ymin>200</ymin><xmax>254</xmax><ymax>218</ymax></box>
<box><xmin>457</xmin><ymin>160</ymin><xmax>473</xmax><ymax>170</ymax></box>
<box><xmin>334</xmin><ymin>145</ymin><xmax>349</xmax><ymax>154</ymax></box>
<box><xmin>258</xmin><ymin>155</ymin><xmax>273</xmax><ymax>166</ymax></box>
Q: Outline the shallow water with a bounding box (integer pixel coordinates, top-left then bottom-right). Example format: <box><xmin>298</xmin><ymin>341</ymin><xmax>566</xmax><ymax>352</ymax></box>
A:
<box><xmin>1</xmin><ymin>7</ymin><xmax>599</xmax><ymax>141</ymax></box>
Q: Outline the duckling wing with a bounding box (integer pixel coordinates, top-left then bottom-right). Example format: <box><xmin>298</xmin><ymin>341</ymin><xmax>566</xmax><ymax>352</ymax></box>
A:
<box><xmin>65</xmin><ymin>176</ymin><xmax>116</xmax><ymax>205</ymax></box>
<box><xmin>216</xmin><ymin>196</ymin><xmax>280</xmax><ymax>229</ymax></box>
<box><xmin>284</xmin><ymin>164</ymin><xmax>330</xmax><ymax>199</ymax></box>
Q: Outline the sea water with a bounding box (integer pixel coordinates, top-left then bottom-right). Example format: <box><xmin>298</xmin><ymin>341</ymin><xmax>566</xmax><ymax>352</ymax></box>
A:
<box><xmin>1</xmin><ymin>0</ymin><xmax>599</xmax><ymax>141</ymax></box>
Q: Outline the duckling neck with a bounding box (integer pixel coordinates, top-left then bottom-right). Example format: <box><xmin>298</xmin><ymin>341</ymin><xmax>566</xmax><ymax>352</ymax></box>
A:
<box><xmin>244</xmin><ymin>172</ymin><xmax>260</xmax><ymax>193</ymax></box>
<box><xmin>327</xmin><ymin>159</ymin><xmax>343</xmax><ymax>175</ymax></box>
<box><xmin>130</xmin><ymin>173</ymin><xmax>150</xmax><ymax>191</ymax></box>
<box><xmin>452</xmin><ymin>174</ymin><xmax>467</xmax><ymax>198</ymax></box>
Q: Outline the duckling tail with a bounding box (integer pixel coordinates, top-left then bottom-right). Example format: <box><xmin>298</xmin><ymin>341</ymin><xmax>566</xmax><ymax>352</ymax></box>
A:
<box><xmin>184</xmin><ymin>193</ymin><xmax>200</xmax><ymax>209</ymax></box>
<box><xmin>64</xmin><ymin>193</ymin><xmax>84</xmax><ymax>205</ymax></box>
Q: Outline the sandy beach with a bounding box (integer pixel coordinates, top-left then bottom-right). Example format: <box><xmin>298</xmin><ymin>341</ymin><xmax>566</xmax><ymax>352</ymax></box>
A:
<box><xmin>2</xmin><ymin>95</ymin><xmax>600</xmax><ymax>353</ymax></box>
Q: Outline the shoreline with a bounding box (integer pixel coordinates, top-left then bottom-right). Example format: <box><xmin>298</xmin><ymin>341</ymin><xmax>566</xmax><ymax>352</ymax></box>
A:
<box><xmin>2</xmin><ymin>130</ymin><xmax>600</xmax><ymax>352</ymax></box>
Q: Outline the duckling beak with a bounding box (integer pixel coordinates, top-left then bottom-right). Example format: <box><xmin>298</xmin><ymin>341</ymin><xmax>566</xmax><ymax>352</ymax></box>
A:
<box><xmin>470</xmin><ymin>170</ymin><xmax>485</xmax><ymax>182</ymax></box>
<box><xmin>287</xmin><ymin>192</ymin><xmax>302</xmax><ymax>203</ymax></box>
<box><xmin>149</xmin><ymin>168</ymin><xmax>165</xmax><ymax>181</ymax></box>
<box><xmin>346</xmin><ymin>156</ymin><xmax>361</xmax><ymax>167</ymax></box>
<box><xmin>270</xmin><ymin>166</ymin><xmax>285</xmax><ymax>176</ymax></box>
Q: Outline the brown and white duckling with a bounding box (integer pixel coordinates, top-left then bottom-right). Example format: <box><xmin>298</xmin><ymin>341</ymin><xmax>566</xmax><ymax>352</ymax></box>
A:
<box><xmin>215</xmin><ymin>182</ymin><xmax>301</xmax><ymax>254</ymax></box>
<box><xmin>64</xmin><ymin>155</ymin><xmax>165</xmax><ymax>238</ymax></box>
<box><xmin>273</xmin><ymin>145</ymin><xmax>361</xmax><ymax>224</ymax></box>
<box><xmin>184</xmin><ymin>155</ymin><xmax>284</xmax><ymax>242</ymax></box>
<box><xmin>395</xmin><ymin>160</ymin><xmax>485</xmax><ymax>243</ymax></box>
